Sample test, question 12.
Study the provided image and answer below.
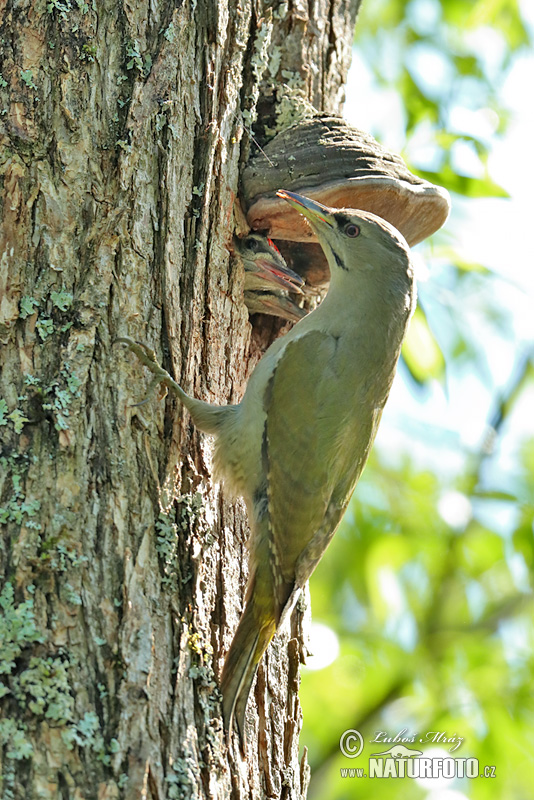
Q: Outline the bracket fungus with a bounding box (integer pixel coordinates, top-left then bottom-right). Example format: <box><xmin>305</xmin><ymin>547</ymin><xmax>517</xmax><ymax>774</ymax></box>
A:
<box><xmin>242</xmin><ymin>115</ymin><xmax>450</xmax><ymax>249</ymax></box>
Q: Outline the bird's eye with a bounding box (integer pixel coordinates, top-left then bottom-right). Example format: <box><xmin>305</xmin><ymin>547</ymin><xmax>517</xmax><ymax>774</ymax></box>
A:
<box><xmin>246</xmin><ymin>238</ymin><xmax>259</xmax><ymax>252</ymax></box>
<box><xmin>344</xmin><ymin>224</ymin><xmax>360</xmax><ymax>238</ymax></box>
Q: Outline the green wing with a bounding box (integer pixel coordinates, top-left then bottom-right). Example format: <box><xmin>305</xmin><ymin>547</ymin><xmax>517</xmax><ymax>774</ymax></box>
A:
<box><xmin>264</xmin><ymin>330</ymin><xmax>374</xmax><ymax>597</ymax></box>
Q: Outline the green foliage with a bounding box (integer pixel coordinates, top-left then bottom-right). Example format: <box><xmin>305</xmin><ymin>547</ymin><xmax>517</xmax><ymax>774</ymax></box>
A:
<box><xmin>301</xmin><ymin>442</ymin><xmax>534</xmax><ymax>798</ymax></box>
<box><xmin>402</xmin><ymin>305</ymin><xmax>445</xmax><ymax>384</ymax></box>
<box><xmin>299</xmin><ymin>2</ymin><xmax>534</xmax><ymax>798</ymax></box>
<box><xmin>356</xmin><ymin>0</ymin><xmax>531</xmax><ymax>198</ymax></box>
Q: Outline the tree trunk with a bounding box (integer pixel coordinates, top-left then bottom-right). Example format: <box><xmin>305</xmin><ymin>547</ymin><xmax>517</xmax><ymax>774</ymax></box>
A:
<box><xmin>0</xmin><ymin>1</ymin><xmax>360</xmax><ymax>797</ymax></box>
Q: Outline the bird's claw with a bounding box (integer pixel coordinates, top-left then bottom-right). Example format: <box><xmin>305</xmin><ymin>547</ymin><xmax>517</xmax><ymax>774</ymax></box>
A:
<box><xmin>130</xmin><ymin>376</ymin><xmax>169</xmax><ymax>407</ymax></box>
<box><xmin>115</xmin><ymin>336</ymin><xmax>174</xmax><ymax>406</ymax></box>
<box><xmin>115</xmin><ymin>336</ymin><xmax>160</xmax><ymax>369</ymax></box>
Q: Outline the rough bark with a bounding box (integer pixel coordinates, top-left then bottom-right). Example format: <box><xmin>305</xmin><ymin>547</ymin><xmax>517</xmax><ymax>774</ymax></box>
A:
<box><xmin>0</xmin><ymin>1</ymin><xmax>360</xmax><ymax>798</ymax></box>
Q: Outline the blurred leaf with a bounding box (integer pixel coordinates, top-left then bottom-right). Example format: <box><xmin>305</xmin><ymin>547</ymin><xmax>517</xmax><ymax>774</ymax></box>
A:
<box><xmin>467</xmin><ymin>0</ymin><xmax>530</xmax><ymax>48</ymax></box>
<box><xmin>460</xmin><ymin>525</ymin><xmax>505</xmax><ymax>573</ymax></box>
<box><xmin>302</xmin><ymin>4</ymin><xmax>534</xmax><ymax>799</ymax></box>
<box><xmin>472</xmin><ymin>489</ymin><xmax>518</xmax><ymax>501</ymax></box>
<box><xmin>402</xmin><ymin>305</ymin><xmax>446</xmax><ymax>384</ymax></box>
<box><xmin>417</xmin><ymin>165</ymin><xmax>510</xmax><ymax>197</ymax></box>
<box><xmin>436</xmin><ymin>249</ymin><xmax>491</xmax><ymax>274</ymax></box>
<box><xmin>488</xmin><ymin>355</ymin><xmax>534</xmax><ymax>433</ymax></box>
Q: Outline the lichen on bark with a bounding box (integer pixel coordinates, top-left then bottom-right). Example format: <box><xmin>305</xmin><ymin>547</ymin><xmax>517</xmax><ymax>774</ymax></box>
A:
<box><xmin>0</xmin><ymin>1</ymin><xmax>361</xmax><ymax>797</ymax></box>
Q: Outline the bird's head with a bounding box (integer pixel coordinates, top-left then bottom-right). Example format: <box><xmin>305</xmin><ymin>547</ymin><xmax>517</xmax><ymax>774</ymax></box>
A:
<box><xmin>234</xmin><ymin>233</ymin><xmax>304</xmax><ymax>293</ymax></box>
<box><xmin>276</xmin><ymin>190</ymin><xmax>414</xmax><ymax>297</ymax></box>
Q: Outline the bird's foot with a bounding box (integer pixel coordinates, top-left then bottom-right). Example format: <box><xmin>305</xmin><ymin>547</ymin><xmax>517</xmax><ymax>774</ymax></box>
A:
<box><xmin>115</xmin><ymin>336</ymin><xmax>178</xmax><ymax>406</ymax></box>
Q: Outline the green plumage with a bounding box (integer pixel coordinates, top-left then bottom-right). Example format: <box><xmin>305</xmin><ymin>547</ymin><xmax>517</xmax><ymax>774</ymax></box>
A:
<box><xmin>120</xmin><ymin>191</ymin><xmax>416</xmax><ymax>744</ymax></box>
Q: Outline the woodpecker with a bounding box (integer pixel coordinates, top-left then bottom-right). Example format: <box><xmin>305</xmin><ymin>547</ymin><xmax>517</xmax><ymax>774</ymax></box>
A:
<box><xmin>118</xmin><ymin>190</ymin><xmax>416</xmax><ymax>741</ymax></box>
<box><xmin>234</xmin><ymin>233</ymin><xmax>307</xmax><ymax>322</ymax></box>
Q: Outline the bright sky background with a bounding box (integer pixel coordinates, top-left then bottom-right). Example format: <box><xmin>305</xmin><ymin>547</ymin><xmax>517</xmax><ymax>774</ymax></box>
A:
<box><xmin>305</xmin><ymin>0</ymin><xmax>534</xmax><ymax>664</ymax></box>
<box><xmin>305</xmin><ymin>16</ymin><xmax>534</xmax><ymax>799</ymax></box>
<box><xmin>344</xmin><ymin>22</ymin><xmax>534</xmax><ymax>498</ymax></box>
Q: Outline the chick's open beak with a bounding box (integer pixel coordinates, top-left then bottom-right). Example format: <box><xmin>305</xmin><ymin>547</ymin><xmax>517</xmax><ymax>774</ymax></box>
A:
<box><xmin>276</xmin><ymin>190</ymin><xmax>335</xmax><ymax>231</ymax></box>
<box><xmin>254</xmin><ymin>257</ymin><xmax>304</xmax><ymax>293</ymax></box>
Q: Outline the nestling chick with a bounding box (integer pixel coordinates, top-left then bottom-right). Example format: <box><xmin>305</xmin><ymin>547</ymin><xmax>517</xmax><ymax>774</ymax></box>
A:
<box><xmin>235</xmin><ymin>233</ymin><xmax>307</xmax><ymax>322</ymax></box>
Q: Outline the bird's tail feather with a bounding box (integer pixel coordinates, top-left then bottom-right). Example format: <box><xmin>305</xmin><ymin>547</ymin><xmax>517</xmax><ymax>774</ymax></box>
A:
<box><xmin>221</xmin><ymin>589</ymin><xmax>276</xmax><ymax>742</ymax></box>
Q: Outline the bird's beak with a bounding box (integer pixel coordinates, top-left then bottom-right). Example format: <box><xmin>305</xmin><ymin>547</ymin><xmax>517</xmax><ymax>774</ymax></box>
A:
<box><xmin>249</xmin><ymin>291</ymin><xmax>307</xmax><ymax>322</ymax></box>
<box><xmin>276</xmin><ymin>190</ymin><xmax>335</xmax><ymax>231</ymax></box>
<box><xmin>254</xmin><ymin>258</ymin><xmax>304</xmax><ymax>293</ymax></box>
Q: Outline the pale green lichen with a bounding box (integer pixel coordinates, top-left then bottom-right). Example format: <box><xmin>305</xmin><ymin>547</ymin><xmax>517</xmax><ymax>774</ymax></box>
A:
<box><xmin>19</xmin><ymin>296</ymin><xmax>39</xmax><ymax>319</ymax></box>
<box><xmin>156</xmin><ymin>512</ymin><xmax>179</xmax><ymax>581</ymax></box>
<box><xmin>61</xmin><ymin>711</ymin><xmax>107</xmax><ymax>761</ymax></box>
<box><xmin>125</xmin><ymin>40</ymin><xmax>151</xmax><ymax>76</ymax></box>
<box><xmin>265</xmin><ymin>70</ymin><xmax>318</xmax><ymax>138</ymax></box>
<box><xmin>62</xmin><ymin>710</ymin><xmax>120</xmax><ymax>765</ymax></box>
<box><xmin>20</xmin><ymin>70</ymin><xmax>37</xmax><ymax>90</ymax></box>
<box><xmin>7</xmin><ymin>408</ymin><xmax>29</xmax><ymax>434</ymax></box>
<box><xmin>40</xmin><ymin>363</ymin><xmax>82</xmax><ymax>432</ymax></box>
<box><xmin>242</xmin><ymin>11</ymin><xmax>274</xmax><ymax>127</ymax></box>
<box><xmin>0</xmin><ymin>584</ymin><xmax>45</xmax><ymax>760</ymax></box>
<box><xmin>11</xmin><ymin>656</ymin><xmax>74</xmax><ymax>724</ymax></box>
<box><xmin>0</xmin><ymin>475</ymin><xmax>41</xmax><ymax>528</ymax></box>
<box><xmin>0</xmin><ymin>584</ymin><xmax>45</xmax><ymax>675</ymax></box>
<box><xmin>50</xmin><ymin>290</ymin><xmax>73</xmax><ymax>311</ymax></box>
<box><xmin>47</xmin><ymin>0</ymin><xmax>84</xmax><ymax>16</ymax></box>
<box><xmin>165</xmin><ymin>757</ymin><xmax>198</xmax><ymax>800</ymax></box>
<box><xmin>63</xmin><ymin>583</ymin><xmax>82</xmax><ymax>606</ymax></box>
<box><xmin>273</xmin><ymin>1</ymin><xmax>288</xmax><ymax>20</ymax></box>
<box><xmin>156</xmin><ymin>494</ymin><xmax>208</xmax><ymax>589</ymax></box>
<box><xmin>47</xmin><ymin>542</ymin><xmax>88</xmax><ymax>572</ymax></box>
<box><xmin>0</xmin><ymin>586</ymin><xmax>119</xmax><ymax>764</ymax></box>
<box><xmin>81</xmin><ymin>43</ymin><xmax>97</xmax><ymax>61</ymax></box>
<box><xmin>16</xmin><ymin>290</ymin><xmax>82</xmax><ymax>428</ymax></box>
<box><xmin>0</xmin><ymin>719</ymin><xmax>34</xmax><ymax>760</ymax></box>
<box><xmin>163</xmin><ymin>22</ymin><xmax>175</xmax><ymax>42</ymax></box>
<box><xmin>250</xmin><ymin>15</ymin><xmax>273</xmax><ymax>83</ymax></box>
<box><xmin>36</xmin><ymin>317</ymin><xmax>54</xmax><ymax>340</ymax></box>
<box><xmin>267</xmin><ymin>45</ymin><xmax>282</xmax><ymax>79</ymax></box>
<box><xmin>116</xmin><ymin>139</ymin><xmax>132</xmax><ymax>153</ymax></box>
